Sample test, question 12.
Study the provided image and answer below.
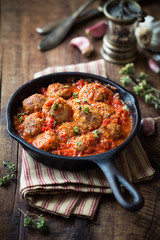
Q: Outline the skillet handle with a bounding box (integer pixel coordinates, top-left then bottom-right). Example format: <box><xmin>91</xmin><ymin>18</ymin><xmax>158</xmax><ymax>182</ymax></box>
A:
<box><xmin>96</xmin><ymin>159</ymin><xmax>144</xmax><ymax>211</ymax></box>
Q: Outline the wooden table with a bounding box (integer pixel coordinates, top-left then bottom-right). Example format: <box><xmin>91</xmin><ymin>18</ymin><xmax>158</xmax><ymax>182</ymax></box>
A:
<box><xmin>1</xmin><ymin>0</ymin><xmax>160</xmax><ymax>239</ymax></box>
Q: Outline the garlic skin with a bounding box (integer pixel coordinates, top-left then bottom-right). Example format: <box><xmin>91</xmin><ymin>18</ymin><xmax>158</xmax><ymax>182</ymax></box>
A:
<box><xmin>135</xmin><ymin>16</ymin><xmax>160</xmax><ymax>53</ymax></box>
<box><xmin>148</xmin><ymin>59</ymin><xmax>160</xmax><ymax>74</ymax></box>
<box><xmin>140</xmin><ymin>117</ymin><xmax>155</xmax><ymax>136</ymax></box>
<box><xmin>85</xmin><ymin>21</ymin><xmax>107</xmax><ymax>38</ymax></box>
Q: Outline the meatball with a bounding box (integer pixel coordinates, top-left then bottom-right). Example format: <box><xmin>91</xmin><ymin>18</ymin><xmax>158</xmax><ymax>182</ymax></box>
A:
<box><xmin>102</xmin><ymin>122</ymin><xmax>121</xmax><ymax>140</ymax></box>
<box><xmin>73</xmin><ymin>104</ymin><xmax>102</xmax><ymax>131</ymax></box>
<box><xmin>68</xmin><ymin>133</ymin><xmax>98</xmax><ymax>153</ymax></box>
<box><xmin>57</xmin><ymin>122</ymin><xmax>81</xmax><ymax>141</ymax></box>
<box><xmin>19</xmin><ymin>112</ymin><xmax>43</xmax><ymax>141</ymax></box>
<box><xmin>33</xmin><ymin>130</ymin><xmax>59</xmax><ymax>152</ymax></box>
<box><xmin>22</xmin><ymin>93</ymin><xmax>46</xmax><ymax>113</ymax></box>
<box><xmin>42</xmin><ymin>96</ymin><xmax>73</xmax><ymax>124</ymax></box>
<box><xmin>46</xmin><ymin>82</ymin><xmax>72</xmax><ymax>99</ymax></box>
<box><xmin>67</xmin><ymin>98</ymin><xmax>82</xmax><ymax>110</ymax></box>
<box><xmin>94</xmin><ymin>102</ymin><xmax>115</xmax><ymax>119</ymax></box>
<box><xmin>79</xmin><ymin>83</ymin><xmax>108</xmax><ymax>102</ymax></box>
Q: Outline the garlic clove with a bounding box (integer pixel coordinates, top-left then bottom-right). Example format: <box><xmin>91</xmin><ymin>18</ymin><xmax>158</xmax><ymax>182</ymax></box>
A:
<box><xmin>148</xmin><ymin>59</ymin><xmax>160</xmax><ymax>73</ymax></box>
<box><xmin>140</xmin><ymin>117</ymin><xmax>155</xmax><ymax>136</ymax></box>
<box><xmin>135</xmin><ymin>15</ymin><xmax>160</xmax><ymax>53</ymax></box>
<box><xmin>70</xmin><ymin>36</ymin><xmax>94</xmax><ymax>57</ymax></box>
<box><xmin>152</xmin><ymin>54</ymin><xmax>160</xmax><ymax>64</ymax></box>
<box><xmin>85</xmin><ymin>21</ymin><xmax>107</xmax><ymax>38</ymax></box>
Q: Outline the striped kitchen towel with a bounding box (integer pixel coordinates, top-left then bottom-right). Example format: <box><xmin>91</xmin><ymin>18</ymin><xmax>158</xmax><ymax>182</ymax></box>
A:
<box><xmin>20</xmin><ymin>59</ymin><xmax>155</xmax><ymax>219</ymax></box>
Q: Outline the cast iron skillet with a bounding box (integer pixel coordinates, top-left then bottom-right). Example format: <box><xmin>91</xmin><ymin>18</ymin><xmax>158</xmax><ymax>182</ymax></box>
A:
<box><xmin>6</xmin><ymin>72</ymin><xmax>144</xmax><ymax>211</ymax></box>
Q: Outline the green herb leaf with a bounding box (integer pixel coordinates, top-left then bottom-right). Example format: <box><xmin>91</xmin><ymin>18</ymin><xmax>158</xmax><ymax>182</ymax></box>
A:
<box><xmin>0</xmin><ymin>161</ymin><xmax>16</xmax><ymax>186</ymax></box>
<box><xmin>19</xmin><ymin>209</ymin><xmax>49</xmax><ymax>232</ymax></box>
<box><xmin>19</xmin><ymin>116</ymin><xmax>23</xmax><ymax>123</ymax></box>
<box><xmin>120</xmin><ymin>63</ymin><xmax>160</xmax><ymax>109</ymax></box>
<box><xmin>74</xmin><ymin>126</ymin><xmax>79</xmax><ymax>134</ymax></box>
<box><xmin>51</xmin><ymin>102</ymin><xmax>57</xmax><ymax>110</ymax></box>
<box><xmin>120</xmin><ymin>76</ymin><xmax>132</xmax><ymax>87</ymax></box>
<box><xmin>123</xmin><ymin>105</ymin><xmax>129</xmax><ymax>111</ymax></box>
<box><xmin>77</xmin><ymin>141</ymin><xmax>82</xmax><ymax>146</ymax></box>
<box><xmin>36</xmin><ymin>215</ymin><xmax>48</xmax><ymax>232</ymax></box>
<box><xmin>119</xmin><ymin>63</ymin><xmax>135</xmax><ymax>75</ymax></box>
<box><xmin>24</xmin><ymin>216</ymin><xmax>34</xmax><ymax>227</ymax></box>
<box><xmin>94</xmin><ymin>129</ymin><xmax>101</xmax><ymax>139</ymax></box>
<box><xmin>17</xmin><ymin>111</ymin><xmax>28</xmax><ymax>116</ymax></box>
<box><xmin>139</xmin><ymin>72</ymin><xmax>148</xmax><ymax>80</ymax></box>
<box><xmin>73</xmin><ymin>92</ymin><xmax>78</xmax><ymax>98</ymax></box>
<box><xmin>82</xmin><ymin>106</ymin><xmax>90</xmax><ymax>114</ymax></box>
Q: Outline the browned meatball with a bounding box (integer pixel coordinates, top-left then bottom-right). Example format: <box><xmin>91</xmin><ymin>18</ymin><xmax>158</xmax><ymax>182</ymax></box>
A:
<box><xmin>22</xmin><ymin>93</ymin><xmax>46</xmax><ymax>113</ymax></box>
<box><xmin>57</xmin><ymin>122</ymin><xmax>81</xmax><ymax>141</ymax></box>
<box><xmin>33</xmin><ymin>130</ymin><xmax>59</xmax><ymax>151</ymax></box>
<box><xmin>46</xmin><ymin>83</ymin><xmax>72</xmax><ymax>99</ymax></box>
<box><xmin>67</xmin><ymin>98</ymin><xmax>82</xmax><ymax>109</ymax></box>
<box><xmin>79</xmin><ymin>83</ymin><xmax>108</xmax><ymax>102</ymax></box>
<box><xmin>73</xmin><ymin>104</ymin><xmax>102</xmax><ymax>131</ymax></box>
<box><xmin>94</xmin><ymin>102</ymin><xmax>115</xmax><ymax>119</ymax></box>
<box><xmin>67</xmin><ymin>133</ymin><xmax>98</xmax><ymax>153</ymax></box>
<box><xmin>19</xmin><ymin>112</ymin><xmax>43</xmax><ymax>141</ymax></box>
<box><xmin>102</xmin><ymin>122</ymin><xmax>121</xmax><ymax>140</ymax></box>
<box><xmin>42</xmin><ymin>96</ymin><xmax>73</xmax><ymax>124</ymax></box>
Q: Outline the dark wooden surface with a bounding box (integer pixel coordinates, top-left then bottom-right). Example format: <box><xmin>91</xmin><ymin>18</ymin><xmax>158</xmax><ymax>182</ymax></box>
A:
<box><xmin>1</xmin><ymin>0</ymin><xmax>160</xmax><ymax>239</ymax></box>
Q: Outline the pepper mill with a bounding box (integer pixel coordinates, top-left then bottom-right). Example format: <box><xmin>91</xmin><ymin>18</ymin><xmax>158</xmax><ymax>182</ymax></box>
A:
<box><xmin>101</xmin><ymin>0</ymin><xmax>146</xmax><ymax>64</ymax></box>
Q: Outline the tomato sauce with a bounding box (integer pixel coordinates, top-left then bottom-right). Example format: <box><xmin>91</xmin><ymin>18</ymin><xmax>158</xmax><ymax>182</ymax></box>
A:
<box><xmin>14</xmin><ymin>80</ymin><xmax>132</xmax><ymax>157</ymax></box>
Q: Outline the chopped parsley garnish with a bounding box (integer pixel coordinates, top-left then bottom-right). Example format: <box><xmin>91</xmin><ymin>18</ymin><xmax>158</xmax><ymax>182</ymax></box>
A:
<box><xmin>51</xmin><ymin>102</ymin><xmax>57</xmax><ymax>110</ymax></box>
<box><xmin>17</xmin><ymin>111</ymin><xmax>28</xmax><ymax>116</ymax></box>
<box><xmin>19</xmin><ymin>116</ymin><xmax>23</xmax><ymax>123</ymax></box>
<box><xmin>73</xmin><ymin>92</ymin><xmax>78</xmax><ymax>98</ymax></box>
<box><xmin>123</xmin><ymin>105</ymin><xmax>129</xmax><ymax>111</ymax></box>
<box><xmin>94</xmin><ymin>129</ymin><xmax>101</xmax><ymax>138</ymax></box>
<box><xmin>74</xmin><ymin>126</ymin><xmax>79</xmax><ymax>134</ymax></box>
<box><xmin>59</xmin><ymin>103</ymin><xmax>62</xmax><ymax>108</ymax></box>
<box><xmin>77</xmin><ymin>141</ymin><xmax>82</xmax><ymax>146</ymax></box>
<box><xmin>28</xmin><ymin>129</ymin><xmax>31</xmax><ymax>134</ymax></box>
<box><xmin>82</xmin><ymin>106</ymin><xmax>90</xmax><ymax>114</ymax></box>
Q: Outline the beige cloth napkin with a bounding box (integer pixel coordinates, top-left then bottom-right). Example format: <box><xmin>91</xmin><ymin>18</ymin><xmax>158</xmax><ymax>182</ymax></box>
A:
<box><xmin>20</xmin><ymin>59</ymin><xmax>155</xmax><ymax>219</ymax></box>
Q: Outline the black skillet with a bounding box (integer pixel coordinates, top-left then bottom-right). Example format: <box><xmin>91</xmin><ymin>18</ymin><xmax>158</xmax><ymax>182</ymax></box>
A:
<box><xmin>6</xmin><ymin>72</ymin><xmax>144</xmax><ymax>211</ymax></box>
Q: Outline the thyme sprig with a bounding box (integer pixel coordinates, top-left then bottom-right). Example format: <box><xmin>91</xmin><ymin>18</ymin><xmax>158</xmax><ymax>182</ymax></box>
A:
<box><xmin>0</xmin><ymin>161</ymin><xmax>16</xmax><ymax>186</ymax></box>
<box><xmin>119</xmin><ymin>63</ymin><xmax>160</xmax><ymax>109</ymax></box>
<box><xmin>19</xmin><ymin>208</ymin><xmax>49</xmax><ymax>232</ymax></box>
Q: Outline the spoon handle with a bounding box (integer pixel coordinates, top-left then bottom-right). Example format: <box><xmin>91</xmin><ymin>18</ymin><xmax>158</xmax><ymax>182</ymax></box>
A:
<box><xmin>36</xmin><ymin>7</ymin><xmax>103</xmax><ymax>35</ymax></box>
<box><xmin>38</xmin><ymin>0</ymin><xmax>97</xmax><ymax>51</ymax></box>
<box><xmin>72</xmin><ymin>0</ymin><xmax>97</xmax><ymax>19</ymax></box>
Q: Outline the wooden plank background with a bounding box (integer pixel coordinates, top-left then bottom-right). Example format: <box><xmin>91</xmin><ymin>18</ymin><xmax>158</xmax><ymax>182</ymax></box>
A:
<box><xmin>0</xmin><ymin>0</ymin><xmax>160</xmax><ymax>239</ymax></box>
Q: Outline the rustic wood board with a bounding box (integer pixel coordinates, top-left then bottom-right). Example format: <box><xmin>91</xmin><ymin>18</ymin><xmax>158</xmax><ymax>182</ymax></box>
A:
<box><xmin>0</xmin><ymin>0</ymin><xmax>160</xmax><ymax>239</ymax></box>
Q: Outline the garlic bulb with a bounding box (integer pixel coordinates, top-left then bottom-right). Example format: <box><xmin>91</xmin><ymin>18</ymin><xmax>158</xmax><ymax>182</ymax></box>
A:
<box><xmin>135</xmin><ymin>16</ymin><xmax>160</xmax><ymax>53</ymax></box>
